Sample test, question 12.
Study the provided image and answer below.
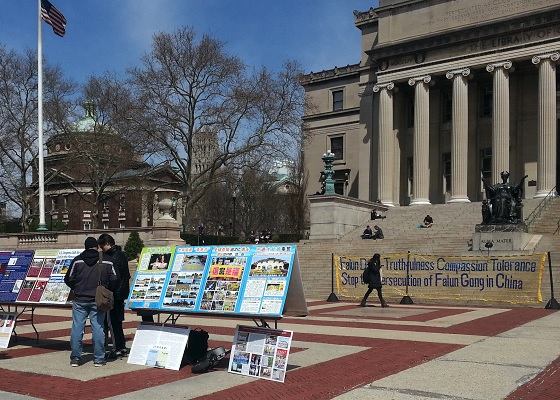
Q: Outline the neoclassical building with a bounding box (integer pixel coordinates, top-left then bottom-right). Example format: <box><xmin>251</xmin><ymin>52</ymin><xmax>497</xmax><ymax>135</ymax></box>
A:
<box><xmin>302</xmin><ymin>0</ymin><xmax>560</xmax><ymax>206</ymax></box>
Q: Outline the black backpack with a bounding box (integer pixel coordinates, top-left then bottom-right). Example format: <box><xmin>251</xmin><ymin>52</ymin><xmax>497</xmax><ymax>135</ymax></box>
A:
<box><xmin>184</xmin><ymin>328</ymin><xmax>209</xmax><ymax>365</ymax></box>
<box><xmin>362</xmin><ymin>266</ymin><xmax>371</xmax><ymax>284</ymax></box>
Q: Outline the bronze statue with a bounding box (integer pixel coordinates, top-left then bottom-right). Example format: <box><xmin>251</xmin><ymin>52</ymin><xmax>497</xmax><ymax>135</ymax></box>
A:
<box><xmin>481</xmin><ymin>171</ymin><xmax>528</xmax><ymax>224</ymax></box>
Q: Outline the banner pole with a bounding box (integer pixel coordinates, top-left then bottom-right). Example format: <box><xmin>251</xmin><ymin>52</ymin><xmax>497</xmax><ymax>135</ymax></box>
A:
<box><xmin>400</xmin><ymin>250</ymin><xmax>414</xmax><ymax>304</ymax></box>
<box><xmin>545</xmin><ymin>251</ymin><xmax>560</xmax><ymax>309</ymax></box>
<box><xmin>326</xmin><ymin>252</ymin><xmax>339</xmax><ymax>302</ymax></box>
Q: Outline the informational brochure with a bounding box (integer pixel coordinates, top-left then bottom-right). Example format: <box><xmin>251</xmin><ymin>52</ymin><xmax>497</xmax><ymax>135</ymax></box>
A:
<box><xmin>228</xmin><ymin>325</ymin><xmax>293</xmax><ymax>383</ymax></box>
<box><xmin>40</xmin><ymin>249</ymin><xmax>81</xmax><ymax>304</ymax></box>
<box><xmin>0</xmin><ymin>250</ymin><xmax>34</xmax><ymax>302</ymax></box>
<box><xmin>0</xmin><ymin>313</ymin><xmax>16</xmax><ymax>348</ymax></box>
<box><xmin>127</xmin><ymin>323</ymin><xmax>190</xmax><ymax>371</ymax></box>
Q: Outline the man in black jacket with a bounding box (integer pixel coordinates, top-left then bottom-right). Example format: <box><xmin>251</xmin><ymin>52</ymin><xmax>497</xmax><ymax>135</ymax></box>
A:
<box><xmin>64</xmin><ymin>237</ymin><xmax>117</xmax><ymax>367</ymax></box>
<box><xmin>98</xmin><ymin>233</ymin><xmax>131</xmax><ymax>357</ymax></box>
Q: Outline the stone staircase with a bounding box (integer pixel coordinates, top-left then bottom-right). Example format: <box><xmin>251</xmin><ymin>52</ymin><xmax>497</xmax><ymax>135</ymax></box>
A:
<box><xmin>296</xmin><ymin>198</ymin><xmax>560</xmax><ymax>303</ymax></box>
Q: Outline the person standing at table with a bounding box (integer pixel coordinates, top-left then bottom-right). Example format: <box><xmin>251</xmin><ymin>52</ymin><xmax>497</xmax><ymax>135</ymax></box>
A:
<box><xmin>98</xmin><ymin>233</ymin><xmax>130</xmax><ymax>357</ymax></box>
<box><xmin>64</xmin><ymin>237</ymin><xmax>117</xmax><ymax>367</ymax></box>
<box><xmin>360</xmin><ymin>253</ymin><xmax>388</xmax><ymax>308</ymax></box>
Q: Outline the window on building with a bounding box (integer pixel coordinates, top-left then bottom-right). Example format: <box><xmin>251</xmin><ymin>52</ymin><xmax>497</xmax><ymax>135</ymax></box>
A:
<box><xmin>443</xmin><ymin>153</ymin><xmax>451</xmax><ymax>193</ymax></box>
<box><xmin>119</xmin><ymin>194</ymin><xmax>126</xmax><ymax>210</ymax></box>
<box><xmin>330</xmin><ymin>136</ymin><xmax>344</xmax><ymax>160</ymax></box>
<box><xmin>63</xmin><ymin>196</ymin><xmax>68</xmax><ymax>210</ymax></box>
<box><xmin>442</xmin><ymin>88</ymin><xmax>452</xmax><ymax>123</ymax></box>
<box><xmin>51</xmin><ymin>197</ymin><xmax>58</xmax><ymax>211</ymax></box>
<box><xmin>407</xmin><ymin>157</ymin><xmax>414</xmax><ymax>197</ymax></box>
<box><xmin>103</xmin><ymin>221</ymin><xmax>109</xmax><ymax>229</ymax></box>
<box><xmin>83</xmin><ymin>221</ymin><xmax>91</xmax><ymax>230</ymax></box>
<box><xmin>481</xmin><ymin>84</ymin><xmax>493</xmax><ymax>117</ymax></box>
<box><xmin>481</xmin><ymin>148</ymin><xmax>492</xmax><ymax>184</ymax></box>
<box><xmin>103</xmin><ymin>199</ymin><xmax>109</xmax><ymax>210</ymax></box>
<box><xmin>119</xmin><ymin>221</ymin><xmax>126</xmax><ymax>229</ymax></box>
<box><xmin>406</xmin><ymin>97</ymin><xmax>414</xmax><ymax>128</ymax></box>
<box><xmin>332</xmin><ymin>90</ymin><xmax>343</xmax><ymax>111</ymax></box>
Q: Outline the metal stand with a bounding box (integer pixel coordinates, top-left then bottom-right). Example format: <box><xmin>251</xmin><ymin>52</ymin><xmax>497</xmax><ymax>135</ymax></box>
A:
<box><xmin>545</xmin><ymin>252</ymin><xmax>560</xmax><ymax>309</ymax></box>
<box><xmin>400</xmin><ymin>251</ymin><xmax>414</xmax><ymax>304</ymax></box>
<box><xmin>326</xmin><ymin>253</ymin><xmax>339</xmax><ymax>302</ymax></box>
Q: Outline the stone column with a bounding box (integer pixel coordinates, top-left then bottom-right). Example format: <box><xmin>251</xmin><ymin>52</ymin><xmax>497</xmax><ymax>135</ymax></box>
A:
<box><xmin>373</xmin><ymin>82</ymin><xmax>395</xmax><ymax>207</ymax></box>
<box><xmin>486</xmin><ymin>60</ymin><xmax>513</xmax><ymax>183</ymax></box>
<box><xmin>446</xmin><ymin>68</ymin><xmax>471</xmax><ymax>203</ymax></box>
<box><xmin>532</xmin><ymin>52</ymin><xmax>559</xmax><ymax>198</ymax></box>
<box><xmin>408</xmin><ymin>75</ymin><xmax>431</xmax><ymax>205</ymax></box>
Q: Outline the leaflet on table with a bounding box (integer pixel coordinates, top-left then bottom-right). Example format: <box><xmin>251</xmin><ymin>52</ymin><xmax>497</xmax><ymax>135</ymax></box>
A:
<box><xmin>198</xmin><ymin>246</ymin><xmax>253</xmax><ymax>313</ymax></box>
<box><xmin>127</xmin><ymin>246</ymin><xmax>176</xmax><ymax>309</ymax></box>
<box><xmin>40</xmin><ymin>249</ymin><xmax>82</xmax><ymax>304</ymax></box>
<box><xmin>17</xmin><ymin>249</ymin><xmax>59</xmax><ymax>302</ymax></box>
<box><xmin>160</xmin><ymin>246</ymin><xmax>212</xmax><ymax>311</ymax></box>
<box><xmin>236</xmin><ymin>245</ymin><xmax>296</xmax><ymax>316</ymax></box>
<box><xmin>0</xmin><ymin>250</ymin><xmax>34</xmax><ymax>302</ymax></box>
<box><xmin>228</xmin><ymin>324</ymin><xmax>293</xmax><ymax>382</ymax></box>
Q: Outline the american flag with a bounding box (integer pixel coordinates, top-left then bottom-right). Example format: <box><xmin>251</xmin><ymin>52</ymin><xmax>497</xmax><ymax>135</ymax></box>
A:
<box><xmin>41</xmin><ymin>0</ymin><xmax>67</xmax><ymax>37</ymax></box>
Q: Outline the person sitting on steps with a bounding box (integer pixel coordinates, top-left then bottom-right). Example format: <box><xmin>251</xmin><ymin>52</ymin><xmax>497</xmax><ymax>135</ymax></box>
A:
<box><xmin>372</xmin><ymin>225</ymin><xmax>384</xmax><ymax>240</ymax></box>
<box><xmin>361</xmin><ymin>225</ymin><xmax>373</xmax><ymax>239</ymax></box>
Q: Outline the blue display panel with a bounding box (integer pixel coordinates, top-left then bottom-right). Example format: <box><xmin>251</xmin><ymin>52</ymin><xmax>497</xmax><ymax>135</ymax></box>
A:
<box><xmin>0</xmin><ymin>250</ymin><xmax>35</xmax><ymax>302</ymax></box>
<box><xmin>127</xmin><ymin>245</ymin><xmax>297</xmax><ymax>317</ymax></box>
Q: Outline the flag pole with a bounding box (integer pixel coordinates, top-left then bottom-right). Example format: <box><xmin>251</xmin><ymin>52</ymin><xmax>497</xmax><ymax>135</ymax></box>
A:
<box><xmin>37</xmin><ymin>0</ymin><xmax>47</xmax><ymax>231</ymax></box>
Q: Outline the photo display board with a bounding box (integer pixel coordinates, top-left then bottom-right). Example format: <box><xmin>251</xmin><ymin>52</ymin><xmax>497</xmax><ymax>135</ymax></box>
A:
<box><xmin>127</xmin><ymin>244</ymin><xmax>306</xmax><ymax>318</ymax></box>
<box><xmin>228</xmin><ymin>324</ymin><xmax>293</xmax><ymax>383</ymax></box>
<box><xmin>16</xmin><ymin>249</ymin><xmax>81</xmax><ymax>304</ymax></box>
<box><xmin>0</xmin><ymin>250</ymin><xmax>34</xmax><ymax>302</ymax></box>
<box><xmin>0</xmin><ymin>313</ymin><xmax>16</xmax><ymax>349</ymax></box>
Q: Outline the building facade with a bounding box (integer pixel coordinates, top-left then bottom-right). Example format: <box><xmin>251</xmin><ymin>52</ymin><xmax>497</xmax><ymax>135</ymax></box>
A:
<box><xmin>302</xmin><ymin>0</ymin><xmax>560</xmax><ymax>206</ymax></box>
<box><xmin>33</xmin><ymin>102</ymin><xmax>183</xmax><ymax>230</ymax></box>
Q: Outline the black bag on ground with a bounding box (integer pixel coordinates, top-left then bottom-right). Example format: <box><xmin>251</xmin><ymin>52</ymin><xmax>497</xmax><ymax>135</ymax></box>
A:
<box><xmin>184</xmin><ymin>328</ymin><xmax>209</xmax><ymax>365</ymax></box>
<box><xmin>191</xmin><ymin>347</ymin><xmax>228</xmax><ymax>374</ymax></box>
<box><xmin>362</xmin><ymin>266</ymin><xmax>371</xmax><ymax>284</ymax></box>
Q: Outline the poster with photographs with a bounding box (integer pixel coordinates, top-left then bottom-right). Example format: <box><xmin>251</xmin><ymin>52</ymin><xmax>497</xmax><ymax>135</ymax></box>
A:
<box><xmin>40</xmin><ymin>249</ymin><xmax>82</xmax><ymax>304</ymax></box>
<box><xmin>17</xmin><ymin>250</ymin><xmax>59</xmax><ymax>302</ymax></box>
<box><xmin>199</xmin><ymin>246</ymin><xmax>251</xmax><ymax>313</ymax></box>
<box><xmin>0</xmin><ymin>313</ymin><xmax>16</xmax><ymax>348</ymax></box>
<box><xmin>160</xmin><ymin>246</ymin><xmax>211</xmax><ymax>311</ymax></box>
<box><xmin>0</xmin><ymin>250</ymin><xmax>34</xmax><ymax>302</ymax></box>
<box><xmin>238</xmin><ymin>245</ymin><xmax>295</xmax><ymax>316</ymax></box>
<box><xmin>228</xmin><ymin>325</ymin><xmax>293</xmax><ymax>383</ymax></box>
<box><xmin>127</xmin><ymin>246</ymin><xmax>176</xmax><ymax>309</ymax></box>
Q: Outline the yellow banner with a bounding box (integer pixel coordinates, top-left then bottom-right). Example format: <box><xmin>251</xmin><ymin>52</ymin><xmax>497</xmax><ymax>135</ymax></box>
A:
<box><xmin>334</xmin><ymin>253</ymin><xmax>546</xmax><ymax>305</ymax></box>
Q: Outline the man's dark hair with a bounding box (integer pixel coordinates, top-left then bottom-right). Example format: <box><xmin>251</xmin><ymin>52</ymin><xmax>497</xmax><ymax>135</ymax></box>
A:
<box><xmin>98</xmin><ymin>233</ymin><xmax>115</xmax><ymax>247</ymax></box>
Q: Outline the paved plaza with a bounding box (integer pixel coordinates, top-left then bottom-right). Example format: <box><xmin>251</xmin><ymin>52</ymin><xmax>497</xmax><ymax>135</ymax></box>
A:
<box><xmin>1</xmin><ymin>300</ymin><xmax>559</xmax><ymax>399</ymax></box>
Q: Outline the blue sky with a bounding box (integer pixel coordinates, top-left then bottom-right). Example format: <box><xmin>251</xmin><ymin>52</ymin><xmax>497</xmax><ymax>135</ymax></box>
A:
<box><xmin>2</xmin><ymin>1</ymin><xmax>378</xmax><ymax>83</ymax></box>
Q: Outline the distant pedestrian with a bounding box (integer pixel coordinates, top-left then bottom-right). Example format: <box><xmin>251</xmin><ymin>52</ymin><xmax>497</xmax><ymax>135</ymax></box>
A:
<box><xmin>360</xmin><ymin>253</ymin><xmax>388</xmax><ymax>308</ymax></box>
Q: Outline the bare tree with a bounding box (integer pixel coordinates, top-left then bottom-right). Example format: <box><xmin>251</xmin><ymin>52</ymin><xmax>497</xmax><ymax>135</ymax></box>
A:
<box><xmin>127</xmin><ymin>27</ymin><xmax>304</xmax><ymax>227</ymax></box>
<box><xmin>0</xmin><ymin>45</ymin><xmax>74</xmax><ymax>231</ymax></box>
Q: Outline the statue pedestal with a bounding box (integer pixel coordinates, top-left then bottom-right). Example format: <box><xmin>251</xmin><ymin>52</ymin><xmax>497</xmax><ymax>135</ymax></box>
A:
<box><xmin>472</xmin><ymin>224</ymin><xmax>532</xmax><ymax>251</ymax></box>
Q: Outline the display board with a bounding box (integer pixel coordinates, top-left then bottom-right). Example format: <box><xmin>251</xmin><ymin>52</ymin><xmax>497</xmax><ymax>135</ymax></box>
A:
<box><xmin>127</xmin><ymin>323</ymin><xmax>190</xmax><ymax>370</ymax></box>
<box><xmin>0</xmin><ymin>313</ymin><xmax>16</xmax><ymax>348</ymax></box>
<box><xmin>127</xmin><ymin>245</ymin><xmax>308</xmax><ymax>318</ymax></box>
<box><xmin>228</xmin><ymin>325</ymin><xmax>293</xmax><ymax>383</ymax></box>
<box><xmin>0</xmin><ymin>250</ymin><xmax>34</xmax><ymax>302</ymax></box>
<box><xmin>17</xmin><ymin>249</ymin><xmax>81</xmax><ymax>304</ymax></box>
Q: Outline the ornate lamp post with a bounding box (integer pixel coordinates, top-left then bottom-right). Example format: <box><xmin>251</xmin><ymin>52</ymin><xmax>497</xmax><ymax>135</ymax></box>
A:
<box><xmin>322</xmin><ymin>150</ymin><xmax>336</xmax><ymax>195</ymax></box>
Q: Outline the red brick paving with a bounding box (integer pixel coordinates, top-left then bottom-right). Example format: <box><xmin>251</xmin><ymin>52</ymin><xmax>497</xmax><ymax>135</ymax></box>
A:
<box><xmin>1</xmin><ymin>301</ymin><xmax>559</xmax><ymax>399</ymax></box>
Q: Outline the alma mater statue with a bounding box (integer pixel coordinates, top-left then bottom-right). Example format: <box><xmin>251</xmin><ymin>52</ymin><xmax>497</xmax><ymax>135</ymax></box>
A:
<box><xmin>481</xmin><ymin>171</ymin><xmax>528</xmax><ymax>224</ymax></box>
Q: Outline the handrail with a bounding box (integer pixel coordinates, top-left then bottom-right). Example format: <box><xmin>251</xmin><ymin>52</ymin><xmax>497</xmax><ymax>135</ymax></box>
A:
<box><xmin>524</xmin><ymin>186</ymin><xmax>557</xmax><ymax>228</ymax></box>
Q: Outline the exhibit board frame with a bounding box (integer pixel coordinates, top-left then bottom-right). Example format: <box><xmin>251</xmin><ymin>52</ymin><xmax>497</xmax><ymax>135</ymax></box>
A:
<box><xmin>127</xmin><ymin>245</ymin><xmax>308</xmax><ymax>318</ymax></box>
